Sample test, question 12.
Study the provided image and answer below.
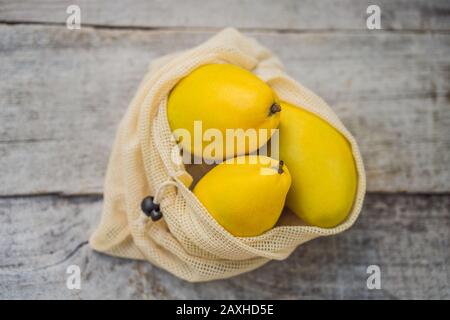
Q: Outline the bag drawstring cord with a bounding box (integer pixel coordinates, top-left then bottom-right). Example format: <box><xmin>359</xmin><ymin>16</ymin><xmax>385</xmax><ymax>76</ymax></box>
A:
<box><xmin>154</xmin><ymin>180</ymin><xmax>178</xmax><ymax>204</ymax></box>
<box><xmin>140</xmin><ymin>178</ymin><xmax>179</xmax><ymax>222</ymax></box>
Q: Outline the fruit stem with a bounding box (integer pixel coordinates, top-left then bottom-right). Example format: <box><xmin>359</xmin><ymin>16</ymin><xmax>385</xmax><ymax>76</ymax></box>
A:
<box><xmin>278</xmin><ymin>160</ymin><xmax>284</xmax><ymax>174</ymax></box>
<box><xmin>269</xmin><ymin>103</ymin><xmax>281</xmax><ymax>115</ymax></box>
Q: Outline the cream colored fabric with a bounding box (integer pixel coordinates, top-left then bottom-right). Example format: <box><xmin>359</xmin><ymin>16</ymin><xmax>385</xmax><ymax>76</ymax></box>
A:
<box><xmin>90</xmin><ymin>28</ymin><xmax>366</xmax><ymax>282</ymax></box>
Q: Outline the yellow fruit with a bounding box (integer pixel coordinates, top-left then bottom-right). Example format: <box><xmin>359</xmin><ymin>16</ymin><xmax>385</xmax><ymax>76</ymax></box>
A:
<box><xmin>193</xmin><ymin>155</ymin><xmax>291</xmax><ymax>237</ymax></box>
<box><xmin>167</xmin><ymin>64</ymin><xmax>280</xmax><ymax>160</ymax></box>
<box><xmin>279</xmin><ymin>102</ymin><xmax>357</xmax><ymax>228</ymax></box>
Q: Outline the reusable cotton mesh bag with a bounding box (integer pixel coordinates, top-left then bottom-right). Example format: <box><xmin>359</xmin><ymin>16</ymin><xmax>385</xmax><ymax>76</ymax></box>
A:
<box><xmin>90</xmin><ymin>28</ymin><xmax>366</xmax><ymax>282</ymax></box>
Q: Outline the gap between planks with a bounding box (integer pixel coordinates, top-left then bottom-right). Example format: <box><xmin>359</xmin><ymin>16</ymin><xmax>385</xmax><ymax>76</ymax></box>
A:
<box><xmin>1</xmin><ymin>21</ymin><xmax>450</xmax><ymax>35</ymax></box>
<box><xmin>0</xmin><ymin>192</ymin><xmax>449</xmax><ymax>201</ymax></box>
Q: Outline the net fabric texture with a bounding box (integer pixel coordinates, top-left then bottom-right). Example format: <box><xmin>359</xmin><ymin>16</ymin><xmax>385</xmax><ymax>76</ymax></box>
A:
<box><xmin>90</xmin><ymin>28</ymin><xmax>366</xmax><ymax>282</ymax></box>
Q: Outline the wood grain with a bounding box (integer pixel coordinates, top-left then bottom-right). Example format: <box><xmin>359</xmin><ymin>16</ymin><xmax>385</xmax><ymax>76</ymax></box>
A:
<box><xmin>1</xmin><ymin>0</ymin><xmax>450</xmax><ymax>31</ymax></box>
<box><xmin>0</xmin><ymin>194</ymin><xmax>448</xmax><ymax>299</ymax></box>
<box><xmin>1</xmin><ymin>25</ymin><xmax>449</xmax><ymax>195</ymax></box>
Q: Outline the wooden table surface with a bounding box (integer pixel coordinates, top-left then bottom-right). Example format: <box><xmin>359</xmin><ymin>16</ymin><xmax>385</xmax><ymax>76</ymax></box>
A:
<box><xmin>0</xmin><ymin>0</ymin><xmax>449</xmax><ymax>299</ymax></box>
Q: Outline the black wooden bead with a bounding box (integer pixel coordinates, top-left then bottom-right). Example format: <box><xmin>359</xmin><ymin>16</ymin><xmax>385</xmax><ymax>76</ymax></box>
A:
<box><xmin>141</xmin><ymin>196</ymin><xmax>159</xmax><ymax>215</ymax></box>
<box><xmin>149</xmin><ymin>209</ymin><xmax>163</xmax><ymax>221</ymax></box>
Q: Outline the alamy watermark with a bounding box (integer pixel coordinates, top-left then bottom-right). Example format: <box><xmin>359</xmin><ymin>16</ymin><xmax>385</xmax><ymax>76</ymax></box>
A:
<box><xmin>366</xmin><ymin>265</ymin><xmax>381</xmax><ymax>290</ymax></box>
<box><xmin>66</xmin><ymin>5</ymin><xmax>81</xmax><ymax>30</ymax></box>
<box><xmin>170</xmin><ymin>121</ymin><xmax>280</xmax><ymax>170</ymax></box>
<box><xmin>66</xmin><ymin>264</ymin><xmax>81</xmax><ymax>290</ymax></box>
<box><xmin>366</xmin><ymin>5</ymin><xmax>381</xmax><ymax>30</ymax></box>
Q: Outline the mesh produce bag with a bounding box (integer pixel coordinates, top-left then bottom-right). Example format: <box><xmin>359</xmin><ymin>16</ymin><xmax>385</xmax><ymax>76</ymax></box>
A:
<box><xmin>90</xmin><ymin>28</ymin><xmax>366</xmax><ymax>282</ymax></box>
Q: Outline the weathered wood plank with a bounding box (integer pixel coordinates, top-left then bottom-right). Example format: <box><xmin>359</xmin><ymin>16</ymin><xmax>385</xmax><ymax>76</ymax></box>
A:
<box><xmin>1</xmin><ymin>0</ymin><xmax>450</xmax><ymax>31</ymax></box>
<box><xmin>1</xmin><ymin>25</ymin><xmax>449</xmax><ymax>194</ymax></box>
<box><xmin>0</xmin><ymin>194</ymin><xmax>448</xmax><ymax>299</ymax></box>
